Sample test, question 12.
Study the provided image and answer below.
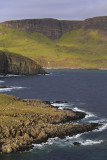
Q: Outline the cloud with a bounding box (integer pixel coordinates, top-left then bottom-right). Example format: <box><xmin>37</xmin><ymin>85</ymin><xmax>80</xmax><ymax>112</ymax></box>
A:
<box><xmin>0</xmin><ymin>0</ymin><xmax>106</xmax><ymax>22</ymax></box>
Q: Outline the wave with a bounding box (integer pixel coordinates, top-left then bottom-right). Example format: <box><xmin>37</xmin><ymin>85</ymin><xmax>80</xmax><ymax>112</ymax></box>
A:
<box><xmin>72</xmin><ymin>107</ymin><xmax>96</xmax><ymax>119</ymax></box>
<box><xmin>33</xmin><ymin>137</ymin><xmax>59</xmax><ymax>149</ymax></box>
<box><xmin>79</xmin><ymin>139</ymin><xmax>103</xmax><ymax>146</ymax></box>
<box><xmin>66</xmin><ymin>133</ymin><xmax>83</xmax><ymax>140</ymax></box>
<box><xmin>33</xmin><ymin>137</ymin><xmax>103</xmax><ymax>150</ymax></box>
<box><xmin>0</xmin><ymin>74</ymin><xmax>24</xmax><ymax>77</ymax></box>
<box><xmin>89</xmin><ymin>119</ymin><xmax>107</xmax><ymax>132</ymax></box>
<box><xmin>51</xmin><ymin>103</ymin><xmax>74</xmax><ymax>110</ymax></box>
<box><xmin>0</xmin><ymin>80</ymin><xmax>5</xmax><ymax>83</ymax></box>
<box><xmin>73</xmin><ymin>107</ymin><xmax>85</xmax><ymax>112</ymax></box>
<box><xmin>98</xmin><ymin>123</ymin><xmax>107</xmax><ymax>131</ymax></box>
<box><xmin>99</xmin><ymin>68</ymin><xmax>107</xmax><ymax>70</ymax></box>
<box><xmin>51</xmin><ymin>103</ymin><xmax>96</xmax><ymax>119</ymax></box>
<box><xmin>95</xmin><ymin>122</ymin><xmax>107</xmax><ymax>132</ymax></box>
<box><xmin>37</xmin><ymin>73</ymin><xmax>50</xmax><ymax>76</ymax></box>
<box><xmin>0</xmin><ymin>86</ymin><xmax>25</xmax><ymax>92</ymax></box>
<box><xmin>51</xmin><ymin>102</ymin><xmax>73</xmax><ymax>107</ymax></box>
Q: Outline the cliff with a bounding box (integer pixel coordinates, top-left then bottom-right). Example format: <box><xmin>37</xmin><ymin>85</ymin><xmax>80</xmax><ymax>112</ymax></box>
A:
<box><xmin>0</xmin><ymin>51</ymin><xmax>46</xmax><ymax>75</ymax></box>
<box><xmin>84</xmin><ymin>16</ymin><xmax>107</xmax><ymax>34</ymax></box>
<box><xmin>2</xmin><ymin>18</ymin><xmax>83</xmax><ymax>39</ymax></box>
<box><xmin>2</xmin><ymin>16</ymin><xmax>107</xmax><ymax>39</ymax></box>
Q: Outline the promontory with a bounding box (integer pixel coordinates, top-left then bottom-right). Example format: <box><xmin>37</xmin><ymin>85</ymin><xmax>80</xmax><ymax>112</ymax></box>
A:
<box><xmin>0</xmin><ymin>51</ymin><xmax>46</xmax><ymax>75</ymax></box>
<box><xmin>0</xmin><ymin>94</ymin><xmax>100</xmax><ymax>153</ymax></box>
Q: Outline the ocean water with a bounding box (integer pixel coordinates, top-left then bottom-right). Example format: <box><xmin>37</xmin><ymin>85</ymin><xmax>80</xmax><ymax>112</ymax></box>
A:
<box><xmin>0</xmin><ymin>69</ymin><xmax>107</xmax><ymax>160</ymax></box>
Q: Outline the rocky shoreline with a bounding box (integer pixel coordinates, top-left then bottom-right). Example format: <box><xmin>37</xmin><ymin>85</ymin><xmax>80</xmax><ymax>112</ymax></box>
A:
<box><xmin>0</xmin><ymin>95</ymin><xmax>100</xmax><ymax>153</ymax></box>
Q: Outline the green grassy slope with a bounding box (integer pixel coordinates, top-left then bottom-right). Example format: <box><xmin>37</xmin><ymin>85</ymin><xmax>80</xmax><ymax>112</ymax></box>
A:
<box><xmin>0</xmin><ymin>24</ymin><xmax>107</xmax><ymax>68</ymax></box>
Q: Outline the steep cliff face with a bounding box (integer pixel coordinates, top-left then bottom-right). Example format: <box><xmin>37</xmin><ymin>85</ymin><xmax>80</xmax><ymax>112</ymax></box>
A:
<box><xmin>0</xmin><ymin>51</ymin><xmax>46</xmax><ymax>75</ymax></box>
<box><xmin>2</xmin><ymin>16</ymin><xmax>107</xmax><ymax>39</ymax></box>
<box><xmin>2</xmin><ymin>18</ymin><xmax>83</xmax><ymax>39</ymax></box>
<box><xmin>83</xmin><ymin>16</ymin><xmax>107</xmax><ymax>34</ymax></box>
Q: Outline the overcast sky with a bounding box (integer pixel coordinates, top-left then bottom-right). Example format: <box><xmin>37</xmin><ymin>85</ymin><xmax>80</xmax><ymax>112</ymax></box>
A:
<box><xmin>0</xmin><ymin>0</ymin><xmax>107</xmax><ymax>22</ymax></box>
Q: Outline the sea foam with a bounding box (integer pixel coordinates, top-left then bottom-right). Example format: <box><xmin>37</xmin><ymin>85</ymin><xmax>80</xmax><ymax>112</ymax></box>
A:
<box><xmin>79</xmin><ymin>139</ymin><xmax>103</xmax><ymax>146</ymax></box>
<box><xmin>0</xmin><ymin>86</ymin><xmax>25</xmax><ymax>92</ymax></box>
<box><xmin>51</xmin><ymin>103</ymin><xmax>96</xmax><ymax>119</ymax></box>
<box><xmin>0</xmin><ymin>80</ymin><xmax>5</xmax><ymax>83</ymax></box>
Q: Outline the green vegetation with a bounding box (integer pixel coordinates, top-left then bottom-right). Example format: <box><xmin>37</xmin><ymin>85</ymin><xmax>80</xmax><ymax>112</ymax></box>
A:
<box><xmin>0</xmin><ymin>94</ymin><xmax>71</xmax><ymax>127</ymax></box>
<box><xmin>0</xmin><ymin>94</ymin><xmax>98</xmax><ymax>153</ymax></box>
<box><xmin>0</xmin><ymin>24</ymin><xmax>107</xmax><ymax>68</ymax></box>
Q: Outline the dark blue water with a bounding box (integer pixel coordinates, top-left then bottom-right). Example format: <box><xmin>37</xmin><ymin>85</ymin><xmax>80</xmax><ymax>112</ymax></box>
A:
<box><xmin>0</xmin><ymin>69</ymin><xmax>107</xmax><ymax>160</ymax></box>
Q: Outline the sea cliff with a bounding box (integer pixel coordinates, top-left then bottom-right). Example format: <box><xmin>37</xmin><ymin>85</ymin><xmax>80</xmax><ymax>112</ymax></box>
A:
<box><xmin>0</xmin><ymin>51</ymin><xmax>46</xmax><ymax>75</ymax></box>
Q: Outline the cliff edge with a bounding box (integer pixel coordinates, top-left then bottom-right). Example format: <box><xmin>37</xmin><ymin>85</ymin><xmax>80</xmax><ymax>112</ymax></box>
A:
<box><xmin>0</xmin><ymin>51</ymin><xmax>46</xmax><ymax>75</ymax></box>
<box><xmin>2</xmin><ymin>16</ymin><xmax>107</xmax><ymax>39</ymax></box>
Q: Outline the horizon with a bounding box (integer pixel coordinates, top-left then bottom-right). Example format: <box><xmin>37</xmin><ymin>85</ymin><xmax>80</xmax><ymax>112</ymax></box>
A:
<box><xmin>1</xmin><ymin>15</ymin><xmax>107</xmax><ymax>23</ymax></box>
<box><xmin>0</xmin><ymin>0</ymin><xmax>107</xmax><ymax>22</ymax></box>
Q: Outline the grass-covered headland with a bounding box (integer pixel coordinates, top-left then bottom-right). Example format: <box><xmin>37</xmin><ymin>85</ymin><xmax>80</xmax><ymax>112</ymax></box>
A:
<box><xmin>0</xmin><ymin>94</ymin><xmax>99</xmax><ymax>153</ymax></box>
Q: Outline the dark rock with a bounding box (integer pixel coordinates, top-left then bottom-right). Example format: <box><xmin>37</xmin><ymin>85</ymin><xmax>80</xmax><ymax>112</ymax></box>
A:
<box><xmin>72</xmin><ymin>111</ymin><xmax>86</xmax><ymax>120</ymax></box>
<box><xmin>73</xmin><ymin>142</ymin><xmax>81</xmax><ymax>146</ymax></box>
<box><xmin>0</xmin><ymin>85</ymin><xmax>7</xmax><ymax>88</ymax></box>
<box><xmin>0</xmin><ymin>51</ymin><xmax>46</xmax><ymax>75</ymax></box>
<box><xmin>0</xmin><ymin>85</ymin><xmax>12</xmax><ymax>89</ymax></box>
<box><xmin>0</xmin><ymin>142</ymin><xmax>3</xmax><ymax>152</ymax></box>
<box><xmin>53</xmin><ymin>101</ymin><xmax>68</xmax><ymax>104</ymax></box>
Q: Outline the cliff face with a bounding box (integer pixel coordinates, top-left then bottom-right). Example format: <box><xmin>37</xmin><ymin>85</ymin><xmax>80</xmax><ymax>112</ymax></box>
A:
<box><xmin>2</xmin><ymin>18</ymin><xmax>83</xmax><ymax>39</ymax></box>
<box><xmin>0</xmin><ymin>51</ymin><xmax>46</xmax><ymax>75</ymax></box>
<box><xmin>2</xmin><ymin>16</ymin><xmax>107</xmax><ymax>39</ymax></box>
<box><xmin>83</xmin><ymin>16</ymin><xmax>107</xmax><ymax>34</ymax></box>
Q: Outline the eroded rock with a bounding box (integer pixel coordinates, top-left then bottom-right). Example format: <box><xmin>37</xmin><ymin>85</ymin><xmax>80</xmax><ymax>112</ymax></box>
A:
<box><xmin>0</xmin><ymin>51</ymin><xmax>46</xmax><ymax>75</ymax></box>
<box><xmin>0</xmin><ymin>95</ymin><xmax>100</xmax><ymax>153</ymax></box>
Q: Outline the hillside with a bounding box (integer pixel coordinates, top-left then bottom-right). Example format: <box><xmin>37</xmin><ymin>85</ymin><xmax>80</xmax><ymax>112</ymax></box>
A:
<box><xmin>0</xmin><ymin>16</ymin><xmax>107</xmax><ymax>68</ymax></box>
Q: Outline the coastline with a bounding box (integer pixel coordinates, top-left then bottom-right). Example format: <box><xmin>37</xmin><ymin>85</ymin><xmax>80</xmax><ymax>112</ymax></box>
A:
<box><xmin>44</xmin><ymin>67</ymin><xmax>107</xmax><ymax>70</ymax></box>
<box><xmin>0</xmin><ymin>95</ymin><xmax>100</xmax><ymax>153</ymax></box>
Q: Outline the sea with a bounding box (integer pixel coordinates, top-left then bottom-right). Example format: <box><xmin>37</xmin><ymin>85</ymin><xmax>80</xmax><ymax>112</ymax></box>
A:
<box><xmin>0</xmin><ymin>69</ymin><xmax>107</xmax><ymax>160</ymax></box>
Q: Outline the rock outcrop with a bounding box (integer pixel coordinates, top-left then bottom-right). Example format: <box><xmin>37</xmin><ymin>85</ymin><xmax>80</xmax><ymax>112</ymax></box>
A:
<box><xmin>0</xmin><ymin>94</ymin><xmax>101</xmax><ymax>153</ymax></box>
<box><xmin>0</xmin><ymin>51</ymin><xmax>46</xmax><ymax>75</ymax></box>
<box><xmin>2</xmin><ymin>16</ymin><xmax>107</xmax><ymax>39</ymax></box>
<box><xmin>84</xmin><ymin>16</ymin><xmax>107</xmax><ymax>34</ymax></box>
<box><xmin>0</xmin><ymin>85</ymin><xmax>7</xmax><ymax>88</ymax></box>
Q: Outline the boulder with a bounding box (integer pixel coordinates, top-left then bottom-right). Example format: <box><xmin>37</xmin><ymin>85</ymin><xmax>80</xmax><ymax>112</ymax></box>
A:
<box><xmin>73</xmin><ymin>142</ymin><xmax>81</xmax><ymax>146</ymax></box>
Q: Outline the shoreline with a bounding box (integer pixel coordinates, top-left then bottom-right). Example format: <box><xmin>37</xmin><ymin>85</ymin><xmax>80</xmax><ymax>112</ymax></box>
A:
<box><xmin>44</xmin><ymin>67</ymin><xmax>107</xmax><ymax>70</ymax></box>
<box><xmin>0</xmin><ymin>95</ymin><xmax>100</xmax><ymax>153</ymax></box>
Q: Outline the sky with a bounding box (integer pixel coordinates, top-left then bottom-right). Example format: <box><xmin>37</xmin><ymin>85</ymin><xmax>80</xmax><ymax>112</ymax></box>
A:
<box><xmin>0</xmin><ymin>0</ymin><xmax>107</xmax><ymax>22</ymax></box>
